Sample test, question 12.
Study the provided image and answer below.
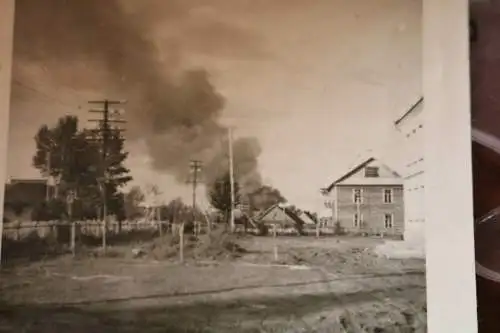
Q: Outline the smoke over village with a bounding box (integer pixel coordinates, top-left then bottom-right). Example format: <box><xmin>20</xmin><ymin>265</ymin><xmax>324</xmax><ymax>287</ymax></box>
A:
<box><xmin>0</xmin><ymin>1</ymin><xmax>428</xmax><ymax>331</ymax></box>
<box><xmin>12</xmin><ymin>0</ymin><xmax>265</xmax><ymax>194</ymax></box>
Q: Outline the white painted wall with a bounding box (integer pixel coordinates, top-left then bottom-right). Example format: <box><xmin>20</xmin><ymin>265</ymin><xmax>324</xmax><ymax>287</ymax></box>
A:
<box><xmin>0</xmin><ymin>0</ymin><xmax>15</xmax><ymax>263</ymax></box>
<box><xmin>395</xmin><ymin>100</ymin><xmax>425</xmax><ymax>248</ymax></box>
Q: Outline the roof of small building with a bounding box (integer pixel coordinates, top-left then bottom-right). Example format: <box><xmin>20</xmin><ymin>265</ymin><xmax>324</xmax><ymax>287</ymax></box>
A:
<box><xmin>254</xmin><ymin>204</ymin><xmax>305</xmax><ymax>227</ymax></box>
<box><xmin>4</xmin><ymin>178</ymin><xmax>48</xmax><ymax>206</ymax></box>
<box><xmin>299</xmin><ymin>211</ymin><xmax>317</xmax><ymax>225</ymax></box>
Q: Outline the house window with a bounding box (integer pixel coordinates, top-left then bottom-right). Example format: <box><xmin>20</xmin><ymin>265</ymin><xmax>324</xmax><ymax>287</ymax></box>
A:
<box><xmin>364</xmin><ymin>167</ymin><xmax>379</xmax><ymax>178</ymax></box>
<box><xmin>383</xmin><ymin>189</ymin><xmax>393</xmax><ymax>203</ymax></box>
<box><xmin>353</xmin><ymin>213</ymin><xmax>363</xmax><ymax>227</ymax></box>
<box><xmin>384</xmin><ymin>214</ymin><xmax>393</xmax><ymax>228</ymax></box>
<box><xmin>352</xmin><ymin>188</ymin><xmax>362</xmax><ymax>203</ymax></box>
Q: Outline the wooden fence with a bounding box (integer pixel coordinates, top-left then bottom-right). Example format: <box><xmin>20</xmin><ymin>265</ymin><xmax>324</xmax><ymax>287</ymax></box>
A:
<box><xmin>2</xmin><ymin>220</ymin><xmax>172</xmax><ymax>242</ymax></box>
<box><xmin>1</xmin><ymin>220</ymin><xmax>403</xmax><ymax>242</ymax></box>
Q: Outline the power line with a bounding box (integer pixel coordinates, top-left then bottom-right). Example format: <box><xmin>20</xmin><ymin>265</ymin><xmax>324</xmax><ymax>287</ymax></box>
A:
<box><xmin>87</xmin><ymin>99</ymin><xmax>127</xmax><ymax>252</ymax></box>
<box><xmin>11</xmin><ymin>79</ymin><xmax>86</xmax><ymax>110</ymax></box>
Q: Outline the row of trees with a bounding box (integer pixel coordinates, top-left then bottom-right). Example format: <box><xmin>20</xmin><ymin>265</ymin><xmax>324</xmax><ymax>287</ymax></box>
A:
<box><xmin>32</xmin><ymin>115</ymin><xmax>131</xmax><ymax>221</ymax></box>
<box><xmin>123</xmin><ymin>176</ymin><xmax>289</xmax><ymax>224</ymax></box>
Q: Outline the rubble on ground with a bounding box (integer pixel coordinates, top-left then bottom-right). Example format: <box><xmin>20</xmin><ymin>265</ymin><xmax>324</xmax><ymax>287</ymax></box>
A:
<box><xmin>141</xmin><ymin>225</ymin><xmax>247</xmax><ymax>261</ymax></box>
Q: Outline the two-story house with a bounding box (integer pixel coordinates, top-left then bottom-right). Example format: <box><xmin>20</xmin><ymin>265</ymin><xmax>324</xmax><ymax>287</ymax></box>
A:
<box><xmin>321</xmin><ymin>157</ymin><xmax>404</xmax><ymax>237</ymax></box>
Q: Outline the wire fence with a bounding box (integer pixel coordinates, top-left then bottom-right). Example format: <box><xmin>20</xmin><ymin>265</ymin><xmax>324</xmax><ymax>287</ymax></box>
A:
<box><xmin>2</xmin><ymin>220</ymin><xmax>404</xmax><ymax>242</ymax></box>
<box><xmin>2</xmin><ymin>220</ymin><xmax>171</xmax><ymax>242</ymax></box>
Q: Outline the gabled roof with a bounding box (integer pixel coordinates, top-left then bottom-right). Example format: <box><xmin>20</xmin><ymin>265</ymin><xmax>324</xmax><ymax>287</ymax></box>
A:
<box><xmin>4</xmin><ymin>178</ymin><xmax>48</xmax><ymax>206</ymax></box>
<box><xmin>322</xmin><ymin>157</ymin><xmax>401</xmax><ymax>193</ymax></box>
<box><xmin>394</xmin><ymin>97</ymin><xmax>424</xmax><ymax>126</ymax></box>
<box><xmin>254</xmin><ymin>204</ymin><xmax>305</xmax><ymax>227</ymax></box>
<box><xmin>322</xmin><ymin>157</ymin><xmax>375</xmax><ymax>193</ymax></box>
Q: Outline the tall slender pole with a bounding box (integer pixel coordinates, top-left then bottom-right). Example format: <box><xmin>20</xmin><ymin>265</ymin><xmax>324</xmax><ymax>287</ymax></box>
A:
<box><xmin>88</xmin><ymin>99</ymin><xmax>127</xmax><ymax>252</ymax></box>
<box><xmin>188</xmin><ymin>160</ymin><xmax>202</xmax><ymax>235</ymax></box>
<box><xmin>101</xmin><ymin>99</ymin><xmax>109</xmax><ymax>251</ymax></box>
<box><xmin>228</xmin><ymin>127</ymin><xmax>235</xmax><ymax>233</ymax></box>
<box><xmin>67</xmin><ymin>190</ymin><xmax>75</xmax><ymax>257</ymax></box>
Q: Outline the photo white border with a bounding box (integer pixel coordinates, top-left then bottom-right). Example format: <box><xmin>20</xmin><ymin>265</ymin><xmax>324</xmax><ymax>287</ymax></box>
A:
<box><xmin>423</xmin><ymin>0</ymin><xmax>477</xmax><ymax>332</ymax></box>
<box><xmin>0</xmin><ymin>0</ymin><xmax>479</xmax><ymax>332</ymax></box>
<box><xmin>0</xmin><ymin>0</ymin><xmax>15</xmax><ymax>264</ymax></box>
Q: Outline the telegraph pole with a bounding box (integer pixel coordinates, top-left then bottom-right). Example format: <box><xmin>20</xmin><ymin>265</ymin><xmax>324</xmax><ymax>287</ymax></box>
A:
<box><xmin>88</xmin><ymin>99</ymin><xmax>126</xmax><ymax>252</ymax></box>
<box><xmin>228</xmin><ymin>127</ymin><xmax>236</xmax><ymax>233</ymax></box>
<box><xmin>187</xmin><ymin>160</ymin><xmax>203</xmax><ymax>235</ymax></box>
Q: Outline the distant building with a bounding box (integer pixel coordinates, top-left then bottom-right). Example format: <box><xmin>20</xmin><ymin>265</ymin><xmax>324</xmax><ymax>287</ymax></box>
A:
<box><xmin>3</xmin><ymin>178</ymin><xmax>50</xmax><ymax>222</ymax></box>
<box><xmin>394</xmin><ymin>97</ymin><xmax>425</xmax><ymax>244</ymax></box>
<box><xmin>321</xmin><ymin>157</ymin><xmax>404</xmax><ymax>237</ymax></box>
<box><xmin>254</xmin><ymin>203</ymin><xmax>305</xmax><ymax>233</ymax></box>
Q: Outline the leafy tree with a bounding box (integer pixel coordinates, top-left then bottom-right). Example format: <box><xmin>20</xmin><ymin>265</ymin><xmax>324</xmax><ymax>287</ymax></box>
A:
<box><xmin>208</xmin><ymin>172</ymin><xmax>241</xmax><ymax>223</ymax></box>
<box><xmin>32</xmin><ymin>115</ymin><xmax>132</xmax><ymax>220</ymax></box>
<box><xmin>31</xmin><ymin>199</ymin><xmax>66</xmax><ymax>221</ymax></box>
<box><xmin>160</xmin><ymin>197</ymin><xmax>193</xmax><ymax>224</ymax></box>
<box><xmin>124</xmin><ymin>186</ymin><xmax>145</xmax><ymax>220</ymax></box>
<box><xmin>33</xmin><ymin>115</ymin><xmax>80</xmax><ymax>184</ymax></box>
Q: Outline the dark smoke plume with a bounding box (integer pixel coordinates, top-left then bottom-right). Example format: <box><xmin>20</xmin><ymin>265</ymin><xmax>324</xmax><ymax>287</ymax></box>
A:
<box><xmin>13</xmin><ymin>0</ymin><xmax>264</xmax><ymax>191</ymax></box>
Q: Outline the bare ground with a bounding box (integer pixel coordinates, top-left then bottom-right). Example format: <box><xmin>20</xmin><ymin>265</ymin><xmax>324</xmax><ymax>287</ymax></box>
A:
<box><xmin>0</xmin><ymin>235</ymin><xmax>426</xmax><ymax>332</ymax></box>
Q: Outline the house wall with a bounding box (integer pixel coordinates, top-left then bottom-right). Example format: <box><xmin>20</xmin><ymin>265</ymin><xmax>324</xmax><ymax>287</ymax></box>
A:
<box><xmin>335</xmin><ymin>184</ymin><xmax>404</xmax><ymax>236</ymax></box>
<box><xmin>395</xmin><ymin>100</ymin><xmax>425</xmax><ymax>245</ymax></box>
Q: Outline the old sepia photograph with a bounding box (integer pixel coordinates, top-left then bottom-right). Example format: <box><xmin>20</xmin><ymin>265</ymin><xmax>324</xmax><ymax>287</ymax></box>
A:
<box><xmin>0</xmin><ymin>0</ymin><xmax>425</xmax><ymax>332</ymax></box>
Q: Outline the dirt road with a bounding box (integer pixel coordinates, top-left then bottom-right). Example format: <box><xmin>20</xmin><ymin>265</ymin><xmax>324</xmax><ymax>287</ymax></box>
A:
<box><xmin>0</xmin><ymin>236</ymin><xmax>426</xmax><ymax>332</ymax></box>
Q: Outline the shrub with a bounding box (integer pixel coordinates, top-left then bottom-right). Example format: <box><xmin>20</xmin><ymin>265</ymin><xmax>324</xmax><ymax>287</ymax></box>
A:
<box><xmin>333</xmin><ymin>220</ymin><xmax>345</xmax><ymax>236</ymax></box>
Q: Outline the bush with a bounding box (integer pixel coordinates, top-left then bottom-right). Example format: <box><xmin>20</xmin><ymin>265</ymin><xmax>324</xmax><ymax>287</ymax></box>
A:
<box><xmin>333</xmin><ymin>220</ymin><xmax>345</xmax><ymax>236</ymax></box>
<box><xmin>31</xmin><ymin>199</ymin><xmax>66</xmax><ymax>221</ymax></box>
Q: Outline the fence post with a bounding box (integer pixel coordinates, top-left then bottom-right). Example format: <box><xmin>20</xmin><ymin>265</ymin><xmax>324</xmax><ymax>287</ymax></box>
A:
<box><xmin>273</xmin><ymin>224</ymin><xmax>278</xmax><ymax>262</ymax></box>
<box><xmin>179</xmin><ymin>223</ymin><xmax>185</xmax><ymax>263</ymax></box>
<box><xmin>15</xmin><ymin>222</ymin><xmax>20</xmax><ymax>241</ymax></box>
<box><xmin>71</xmin><ymin>222</ymin><xmax>76</xmax><ymax>257</ymax></box>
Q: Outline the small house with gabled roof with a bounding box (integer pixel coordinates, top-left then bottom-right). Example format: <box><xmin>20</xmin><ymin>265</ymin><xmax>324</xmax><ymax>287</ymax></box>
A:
<box><xmin>321</xmin><ymin>157</ymin><xmax>404</xmax><ymax>237</ymax></box>
<box><xmin>254</xmin><ymin>203</ymin><xmax>305</xmax><ymax>234</ymax></box>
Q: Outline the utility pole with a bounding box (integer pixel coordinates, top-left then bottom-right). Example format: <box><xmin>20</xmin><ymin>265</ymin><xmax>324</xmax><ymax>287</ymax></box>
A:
<box><xmin>228</xmin><ymin>127</ymin><xmax>236</xmax><ymax>233</ymax></box>
<box><xmin>187</xmin><ymin>160</ymin><xmax>203</xmax><ymax>235</ymax></box>
<box><xmin>40</xmin><ymin>138</ymin><xmax>56</xmax><ymax>202</ymax></box>
<box><xmin>88</xmin><ymin>99</ymin><xmax>126</xmax><ymax>252</ymax></box>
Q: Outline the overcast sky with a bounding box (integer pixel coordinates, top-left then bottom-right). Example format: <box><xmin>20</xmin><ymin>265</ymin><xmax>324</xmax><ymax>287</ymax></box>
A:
<box><xmin>7</xmin><ymin>0</ymin><xmax>421</xmax><ymax>212</ymax></box>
